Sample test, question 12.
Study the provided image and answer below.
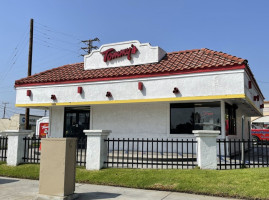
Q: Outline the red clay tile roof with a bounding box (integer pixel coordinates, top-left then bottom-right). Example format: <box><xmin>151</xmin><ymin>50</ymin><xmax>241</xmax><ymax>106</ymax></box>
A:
<box><xmin>15</xmin><ymin>48</ymin><xmax>247</xmax><ymax>87</ymax></box>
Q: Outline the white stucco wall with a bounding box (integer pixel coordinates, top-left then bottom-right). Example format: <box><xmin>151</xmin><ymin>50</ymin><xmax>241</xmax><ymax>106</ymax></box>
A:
<box><xmin>244</xmin><ymin>71</ymin><xmax>264</xmax><ymax>112</ymax></box>
<box><xmin>91</xmin><ymin>102</ymin><xmax>227</xmax><ymax>139</ymax></box>
<box><xmin>92</xmin><ymin>103</ymin><xmax>168</xmax><ymax>139</ymax></box>
<box><xmin>46</xmin><ymin>101</ymin><xmax>251</xmax><ymax>141</ymax></box>
<box><xmin>48</xmin><ymin>107</ymin><xmax>64</xmax><ymax>138</ymax></box>
<box><xmin>16</xmin><ymin>70</ymin><xmax>245</xmax><ymax>105</ymax></box>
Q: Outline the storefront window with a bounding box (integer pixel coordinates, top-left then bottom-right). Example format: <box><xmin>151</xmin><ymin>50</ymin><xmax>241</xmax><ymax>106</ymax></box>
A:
<box><xmin>170</xmin><ymin>102</ymin><xmax>221</xmax><ymax>134</ymax></box>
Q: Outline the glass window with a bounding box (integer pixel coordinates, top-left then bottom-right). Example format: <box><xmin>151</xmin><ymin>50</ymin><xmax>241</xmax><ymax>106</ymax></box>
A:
<box><xmin>225</xmin><ymin>104</ymin><xmax>237</xmax><ymax>135</ymax></box>
<box><xmin>170</xmin><ymin>102</ymin><xmax>221</xmax><ymax>134</ymax></box>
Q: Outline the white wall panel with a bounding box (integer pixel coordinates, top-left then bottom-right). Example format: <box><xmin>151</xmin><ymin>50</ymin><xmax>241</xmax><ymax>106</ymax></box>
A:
<box><xmin>16</xmin><ymin>70</ymin><xmax>245</xmax><ymax>105</ymax></box>
<box><xmin>49</xmin><ymin>107</ymin><xmax>64</xmax><ymax>138</ymax></box>
<box><xmin>92</xmin><ymin>103</ymin><xmax>168</xmax><ymax>139</ymax></box>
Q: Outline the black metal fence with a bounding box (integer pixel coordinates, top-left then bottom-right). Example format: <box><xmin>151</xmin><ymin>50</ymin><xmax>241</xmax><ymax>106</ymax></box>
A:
<box><xmin>76</xmin><ymin>137</ymin><xmax>87</xmax><ymax>166</ymax></box>
<box><xmin>23</xmin><ymin>137</ymin><xmax>41</xmax><ymax>163</ymax></box>
<box><xmin>104</xmin><ymin>138</ymin><xmax>197</xmax><ymax>169</ymax></box>
<box><xmin>0</xmin><ymin>136</ymin><xmax>8</xmax><ymax>162</ymax></box>
<box><xmin>217</xmin><ymin>139</ymin><xmax>269</xmax><ymax>170</ymax></box>
<box><xmin>22</xmin><ymin>137</ymin><xmax>87</xmax><ymax>166</ymax></box>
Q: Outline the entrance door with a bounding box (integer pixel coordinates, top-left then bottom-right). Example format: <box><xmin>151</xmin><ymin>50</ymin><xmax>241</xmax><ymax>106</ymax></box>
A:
<box><xmin>64</xmin><ymin>107</ymin><xmax>90</xmax><ymax>138</ymax></box>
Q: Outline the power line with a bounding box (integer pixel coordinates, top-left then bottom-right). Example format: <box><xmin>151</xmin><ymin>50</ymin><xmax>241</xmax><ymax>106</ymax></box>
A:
<box><xmin>35</xmin><ymin>40</ymin><xmax>80</xmax><ymax>54</ymax></box>
<box><xmin>34</xmin><ymin>29</ymin><xmax>81</xmax><ymax>46</ymax></box>
<box><xmin>0</xmin><ymin>29</ymin><xmax>29</xmax><ymax>83</ymax></box>
<box><xmin>5</xmin><ymin>28</ymin><xmax>28</xmax><ymax>66</ymax></box>
<box><xmin>35</xmin><ymin>22</ymin><xmax>82</xmax><ymax>41</ymax></box>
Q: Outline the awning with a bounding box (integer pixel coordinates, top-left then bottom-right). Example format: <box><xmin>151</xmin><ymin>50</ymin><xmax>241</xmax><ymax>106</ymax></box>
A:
<box><xmin>252</xmin><ymin>116</ymin><xmax>269</xmax><ymax>124</ymax></box>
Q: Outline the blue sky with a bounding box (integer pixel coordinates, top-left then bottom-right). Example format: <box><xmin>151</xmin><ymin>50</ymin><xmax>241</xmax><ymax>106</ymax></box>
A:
<box><xmin>0</xmin><ymin>0</ymin><xmax>269</xmax><ymax>117</ymax></box>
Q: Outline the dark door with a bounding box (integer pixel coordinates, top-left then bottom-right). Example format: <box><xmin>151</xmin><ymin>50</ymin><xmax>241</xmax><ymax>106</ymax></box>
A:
<box><xmin>64</xmin><ymin>107</ymin><xmax>90</xmax><ymax>138</ymax></box>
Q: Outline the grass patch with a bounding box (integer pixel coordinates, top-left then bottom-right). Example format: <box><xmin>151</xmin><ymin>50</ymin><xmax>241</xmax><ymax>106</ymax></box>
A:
<box><xmin>0</xmin><ymin>162</ymin><xmax>39</xmax><ymax>180</ymax></box>
<box><xmin>0</xmin><ymin>162</ymin><xmax>269</xmax><ymax>199</ymax></box>
<box><xmin>76</xmin><ymin>168</ymin><xmax>269</xmax><ymax>199</ymax></box>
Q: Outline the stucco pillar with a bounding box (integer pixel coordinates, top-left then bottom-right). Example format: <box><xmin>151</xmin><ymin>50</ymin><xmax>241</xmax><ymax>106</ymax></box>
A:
<box><xmin>84</xmin><ymin>130</ymin><xmax>111</xmax><ymax>170</ymax></box>
<box><xmin>5</xmin><ymin>130</ymin><xmax>34</xmax><ymax>166</ymax></box>
<box><xmin>193</xmin><ymin>130</ymin><xmax>220</xmax><ymax>169</ymax></box>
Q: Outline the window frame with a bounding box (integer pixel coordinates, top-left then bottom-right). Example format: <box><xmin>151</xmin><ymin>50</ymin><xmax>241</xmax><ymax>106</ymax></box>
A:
<box><xmin>169</xmin><ymin>102</ymin><xmax>221</xmax><ymax>135</ymax></box>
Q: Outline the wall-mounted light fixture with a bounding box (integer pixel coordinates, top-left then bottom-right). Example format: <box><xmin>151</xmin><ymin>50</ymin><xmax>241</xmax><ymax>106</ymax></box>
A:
<box><xmin>77</xmin><ymin>87</ymin><xmax>83</xmax><ymax>94</ymax></box>
<box><xmin>248</xmin><ymin>81</ymin><xmax>252</xmax><ymax>89</ymax></box>
<box><xmin>26</xmin><ymin>90</ymin><xmax>31</xmax><ymax>97</ymax></box>
<box><xmin>254</xmin><ymin>95</ymin><xmax>260</xmax><ymax>101</ymax></box>
<box><xmin>138</xmin><ymin>82</ymin><xmax>143</xmax><ymax>90</ymax></box>
<box><xmin>106</xmin><ymin>91</ymin><xmax>112</xmax><ymax>98</ymax></box>
<box><xmin>173</xmin><ymin>87</ymin><xmax>179</xmax><ymax>94</ymax></box>
<box><xmin>51</xmin><ymin>94</ymin><xmax>56</xmax><ymax>100</ymax></box>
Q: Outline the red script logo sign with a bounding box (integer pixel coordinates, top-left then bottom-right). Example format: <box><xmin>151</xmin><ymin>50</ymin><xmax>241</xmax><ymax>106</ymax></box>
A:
<box><xmin>101</xmin><ymin>45</ymin><xmax>138</xmax><ymax>62</ymax></box>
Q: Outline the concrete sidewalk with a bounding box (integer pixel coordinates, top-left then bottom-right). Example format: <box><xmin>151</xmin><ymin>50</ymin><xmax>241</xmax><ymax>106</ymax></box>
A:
<box><xmin>0</xmin><ymin>176</ymin><xmax>238</xmax><ymax>200</ymax></box>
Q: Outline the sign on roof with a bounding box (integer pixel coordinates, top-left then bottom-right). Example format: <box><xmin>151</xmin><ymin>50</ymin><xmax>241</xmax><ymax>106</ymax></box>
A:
<box><xmin>84</xmin><ymin>40</ymin><xmax>166</xmax><ymax>70</ymax></box>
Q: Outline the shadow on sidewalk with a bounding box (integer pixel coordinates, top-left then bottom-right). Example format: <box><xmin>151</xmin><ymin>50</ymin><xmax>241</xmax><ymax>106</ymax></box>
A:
<box><xmin>79</xmin><ymin>192</ymin><xmax>121</xmax><ymax>199</ymax></box>
<box><xmin>0</xmin><ymin>178</ymin><xmax>19</xmax><ymax>185</ymax></box>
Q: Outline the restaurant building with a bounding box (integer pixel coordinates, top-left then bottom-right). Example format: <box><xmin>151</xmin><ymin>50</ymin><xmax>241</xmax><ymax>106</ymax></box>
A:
<box><xmin>14</xmin><ymin>41</ymin><xmax>264</xmax><ymax>141</ymax></box>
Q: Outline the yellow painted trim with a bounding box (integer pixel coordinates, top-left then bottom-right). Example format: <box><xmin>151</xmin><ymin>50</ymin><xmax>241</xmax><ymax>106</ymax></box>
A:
<box><xmin>15</xmin><ymin>94</ymin><xmax>246</xmax><ymax>108</ymax></box>
<box><xmin>245</xmin><ymin>96</ymin><xmax>263</xmax><ymax>116</ymax></box>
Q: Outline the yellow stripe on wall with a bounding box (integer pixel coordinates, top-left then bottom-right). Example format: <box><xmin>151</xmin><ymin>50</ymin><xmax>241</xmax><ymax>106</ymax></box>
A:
<box><xmin>15</xmin><ymin>94</ymin><xmax>246</xmax><ymax>107</ymax></box>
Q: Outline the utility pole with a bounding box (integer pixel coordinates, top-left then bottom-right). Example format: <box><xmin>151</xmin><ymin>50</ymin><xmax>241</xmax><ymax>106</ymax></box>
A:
<box><xmin>81</xmin><ymin>37</ymin><xmax>100</xmax><ymax>56</ymax></box>
<box><xmin>25</xmin><ymin>18</ymin><xmax>34</xmax><ymax>130</ymax></box>
<box><xmin>2</xmin><ymin>102</ymin><xmax>9</xmax><ymax>119</ymax></box>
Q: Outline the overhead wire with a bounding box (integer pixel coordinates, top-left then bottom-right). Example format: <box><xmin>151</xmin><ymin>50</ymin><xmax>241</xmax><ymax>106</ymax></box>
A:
<box><xmin>35</xmin><ymin>40</ymin><xmax>80</xmax><ymax>54</ymax></box>
<box><xmin>0</xmin><ymin>105</ymin><xmax>42</xmax><ymax>116</ymax></box>
<box><xmin>35</xmin><ymin>22</ymin><xmax>82</xmax><ymax>41</ymax></box>
<box><xmin>0</xmin><ymin>29</ymin><xmax>29</xmax><ymax>83</ymax></box>
<box><xmin>28</xmin><ymin>20</ymin><xmax>85</xmax><ymax>73</ymax></box>
<box><xmin>34</xmin><ymin>34</ymin><xmax>80</xmax><ymax>52</ymax></box>
<box><xmin>34</xmin><ymin>29</ymin><xmax>81</xmax><ymax>46</ymax></box>
<box><xmin>32</xmin><ymin>27</ymin><xmax>83</xmax><ymax>71</ymax></box>
<box><xmin>0</xmin><ymin>21</ymin><xmax>85</xmax><ymax>117</ymax></box>
<box><xmin>4</xmin><ymin>28</ymin><xmax>28</xmax><ymax>66</ymax></box>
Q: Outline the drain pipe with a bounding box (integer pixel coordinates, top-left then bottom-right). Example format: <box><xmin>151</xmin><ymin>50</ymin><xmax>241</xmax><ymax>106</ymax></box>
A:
<box><xmin>241</xmin><ymin>115</ymin><xmax>245</xmax><ymax>165</ymax></box>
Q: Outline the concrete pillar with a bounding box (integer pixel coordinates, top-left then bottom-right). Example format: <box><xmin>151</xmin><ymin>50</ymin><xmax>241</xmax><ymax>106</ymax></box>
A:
<box><xmin>38</xmin><ymin>138</ymin><xmax>77</xmax><ymax>200</ymax></box>
<box><xmin>84</xmin><ymin>130</ymin><xmax>111</xmax><ymax>170</ymax></box>
<box><xmin>193</xmin><ymin>130</ymin><xmax>220</xmax><ymax>169</ymax></box>
<box><xmin>5</xmin><ymin>130</ymin><xmax>33</xmax><ymax>166</ymax></box>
